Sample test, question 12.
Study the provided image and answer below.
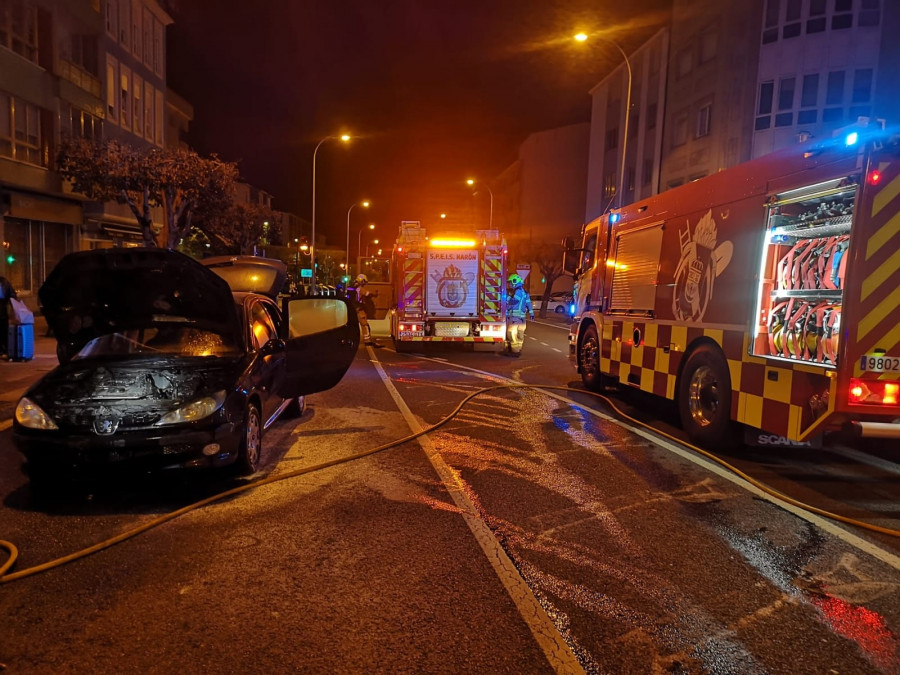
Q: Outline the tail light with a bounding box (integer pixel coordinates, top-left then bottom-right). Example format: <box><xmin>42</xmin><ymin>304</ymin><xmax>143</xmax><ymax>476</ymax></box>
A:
<box><xmin>849</xmin><ymin>379</ymin><xmax>900</xmax><ymax>406</ymax></box>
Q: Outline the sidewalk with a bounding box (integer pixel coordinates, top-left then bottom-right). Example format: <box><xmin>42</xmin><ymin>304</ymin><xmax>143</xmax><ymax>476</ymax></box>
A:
<box><xmin>1</xmin><ymin>315</ymin><xmax>59</xmax><ymax>422</ymax></box>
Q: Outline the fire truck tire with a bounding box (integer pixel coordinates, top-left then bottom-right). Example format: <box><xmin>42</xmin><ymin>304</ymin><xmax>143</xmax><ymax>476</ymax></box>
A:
<box><xmin>579</xmin><ymin>324</ymin><xmax>607</xmax><ymax>392</ymax></box>
<box><xmin>677</xmin><ymin>344</ymin><xmax>733</xmax><ymax>448</ymax></box>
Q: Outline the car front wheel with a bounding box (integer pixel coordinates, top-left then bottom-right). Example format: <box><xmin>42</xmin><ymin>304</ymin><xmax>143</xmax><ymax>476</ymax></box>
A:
<box><xmin>237</xmin><ymin>402</ymin><xmax>262</xmax><ymax>475</ymax></box>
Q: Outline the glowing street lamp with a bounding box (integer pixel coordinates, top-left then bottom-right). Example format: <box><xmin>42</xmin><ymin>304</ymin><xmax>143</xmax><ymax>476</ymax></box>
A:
<box><xmin>574</xmin><ymin>32</ymin><xmax>632</xmax><ymax>209</ymax></box>
<box><xmin>311</xmin><ymin>133</ymin><xmax>352</xmax><ymax>294</ymax></box>
<box><xmin>466</xmin><ymin>178</ymin><xmax>493</xmax><ymax>228</ymax></box>
<box><xmin>346</xmin><ymin>199</ymin><xmax>370</xmax><ymax>278</ymax></box>
<box><xmin>357</xmin><ymin>223</ymin><xmax>375</xmax><ymax>266</ymax></box>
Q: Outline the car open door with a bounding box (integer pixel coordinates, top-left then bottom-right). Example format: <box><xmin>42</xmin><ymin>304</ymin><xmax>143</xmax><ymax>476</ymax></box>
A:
<box><xmin>275</xmin><ymin>297</ymin><xmax>360</xmax><ymax>397</ymax></box>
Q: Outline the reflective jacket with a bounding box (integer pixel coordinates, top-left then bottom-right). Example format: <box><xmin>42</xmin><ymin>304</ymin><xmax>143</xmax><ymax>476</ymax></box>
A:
<box><xmin>506</xmin><ymin>287</ymin><xmax>533</xmax><ymax>318</ymax></box>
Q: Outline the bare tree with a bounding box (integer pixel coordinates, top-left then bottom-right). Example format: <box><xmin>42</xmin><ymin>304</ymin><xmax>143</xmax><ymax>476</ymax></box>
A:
<box><xmin>515</xmin><ymin>240</ymin><xmax>566</xmax><ymax>317</ymax></box>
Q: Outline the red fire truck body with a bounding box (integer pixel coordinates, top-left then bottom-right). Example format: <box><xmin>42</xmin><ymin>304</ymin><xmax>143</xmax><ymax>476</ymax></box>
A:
<box><xmin>567</xmin><ymin>126</ymin><xmax>900</xmax><ymax>445</ymax></box>
<box><xmin>391</xmin><ymin>221</ymin><xmax>508</xmax><ymax>350</ymax></box>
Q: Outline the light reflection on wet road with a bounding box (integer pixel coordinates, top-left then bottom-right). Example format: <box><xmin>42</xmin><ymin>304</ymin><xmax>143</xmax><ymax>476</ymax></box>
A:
<box><xmin>372</xmin><ymin>325</ymin><xmax>900</xmax><ymax>674</ymax></box>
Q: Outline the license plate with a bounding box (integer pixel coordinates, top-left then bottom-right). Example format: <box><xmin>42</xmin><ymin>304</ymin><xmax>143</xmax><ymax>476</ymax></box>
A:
<box><xmin>860</xmin><ymin>354</ymin><xmax>900</xmax><ymax>372</ymax></box>
<box><xmin>398</xmin><ymin>331</ymin><xmax>422</xmax><ymax>338</ymax></box>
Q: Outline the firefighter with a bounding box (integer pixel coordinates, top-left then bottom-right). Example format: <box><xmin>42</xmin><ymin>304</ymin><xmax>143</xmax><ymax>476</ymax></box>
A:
<box><xmin>504</xmin><ymin>273</ymin><xmax>534</xmax><ymax>357</ymax></box>
<box><xmin>348</xmin><ymin>274</ymin><xmax>380</xmax><ymax>347</ymax></box>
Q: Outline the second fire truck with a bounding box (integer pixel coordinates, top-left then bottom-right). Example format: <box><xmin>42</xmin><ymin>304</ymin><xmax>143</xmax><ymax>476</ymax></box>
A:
<box><xmin>565</xmin><ymin>124</ymin><xmax>900</xmax><ymax>446</ymax></box>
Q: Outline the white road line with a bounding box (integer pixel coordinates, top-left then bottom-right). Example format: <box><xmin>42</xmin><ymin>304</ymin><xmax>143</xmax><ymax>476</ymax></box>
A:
<box><xmin>398</xmin><ymin>352</ymin><xmax>900</xmax><ymax>573</ymax></box>
<box><xmin>552</xmin><ymin>348</ymin><xmax>562</xmax><ymax>353</ymax></box>
<box><xmin>368</xmin><ymin>347</ymin><xmax>585</xmax><ymax>674</ymax></box>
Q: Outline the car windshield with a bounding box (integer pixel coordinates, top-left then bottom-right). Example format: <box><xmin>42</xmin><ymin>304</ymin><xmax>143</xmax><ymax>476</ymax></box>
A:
<box><xmin>73</xmin><ymin>326</ymin><xmax>240</xmax><ymax>360</ymax></box>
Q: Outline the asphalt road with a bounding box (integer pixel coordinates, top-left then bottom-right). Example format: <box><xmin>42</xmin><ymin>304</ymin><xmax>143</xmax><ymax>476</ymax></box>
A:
<box><xmin>1</xmin><ymin>318</ymin><xmax>899</xmax><ymax>673</ymax></box>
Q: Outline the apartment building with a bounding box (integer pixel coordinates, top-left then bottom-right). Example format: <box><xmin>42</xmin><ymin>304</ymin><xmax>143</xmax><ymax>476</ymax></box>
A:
<box><xmin>0</xmin><ymin>0</ymin><xmax>172</xmax><ymax>301</ymax></box>
<box><xmin>584</xmin><ymin>0</ymin><xmax>898</xmax><ymax>222</ymax></box>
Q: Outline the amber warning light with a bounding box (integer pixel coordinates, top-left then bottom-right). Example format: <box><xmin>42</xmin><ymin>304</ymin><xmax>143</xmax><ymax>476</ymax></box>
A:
<box><xmin>430</xmin><ymin>238</ymin><xmax>476</xmax><ymax>248</ymax></box>
<box><xmin>849</xmin><ymin>378</ymin><xmax>900</xmax><ymax>406</ymax></box>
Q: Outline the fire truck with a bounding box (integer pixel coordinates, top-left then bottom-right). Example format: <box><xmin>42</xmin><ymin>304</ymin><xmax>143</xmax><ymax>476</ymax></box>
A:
<box><xmin>565</xmin><ymin>124</ymin><xmax>900</xmax><ymax>446</ymax></box>
<box><xmin>390</xmin><ymin>221</ymin><xmax>508</xmax><ymax>351</ymax></box>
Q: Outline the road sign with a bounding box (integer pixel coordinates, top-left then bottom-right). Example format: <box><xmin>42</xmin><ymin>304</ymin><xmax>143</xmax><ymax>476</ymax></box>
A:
<box><xmin>516</xmin><ymin>263</ymin><xmax>531</xmax><ymax>281</ymax></box>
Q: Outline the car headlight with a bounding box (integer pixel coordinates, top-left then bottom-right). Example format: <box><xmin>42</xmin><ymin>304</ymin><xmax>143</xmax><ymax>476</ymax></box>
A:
<box><xmin>155</xmin><ymin>391</ymin><xmax>226</xmax><ymax>426</ymax></box>
<box><xmin>15</xmin><ymin>397</ymin><xmax>59</xmax><ymax>430</ymax></box>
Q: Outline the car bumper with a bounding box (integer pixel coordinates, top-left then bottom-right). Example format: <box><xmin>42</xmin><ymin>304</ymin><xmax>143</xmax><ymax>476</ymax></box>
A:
<box><xmin>13</xmin><ymin>422</ymin><xmax>242</xmax><ymax>475</ymax></box>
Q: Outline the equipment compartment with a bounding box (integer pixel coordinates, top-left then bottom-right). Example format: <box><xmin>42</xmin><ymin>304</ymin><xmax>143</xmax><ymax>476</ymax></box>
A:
<box><xmin>751</xmin><ymin>178</ymin><xmax>857</xmax><ymax>366</ymax></box>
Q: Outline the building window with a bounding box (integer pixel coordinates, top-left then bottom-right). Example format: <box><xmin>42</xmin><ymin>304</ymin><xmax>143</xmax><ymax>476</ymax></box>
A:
<box><xmin>626</xmin><ymin>166</ymin><xmax>635</xmax><ymax>192</ymax></box>
<box><xmin>642</xmin><ymin>158</ymin><xmax>653</xmax><ymax>185</ymax></box>
<box><xmin>62</xmin><ymin>103</ymin><xmax>103</xmax><ymax>142</ymax></box>
<box><xmin>798</xmin><ymin>109</ymin><xmax>817</xmax><ymax>124</ymax></box>
<box><xmin>105</xmin><ymin>0</ymin><xmax>118</xmax><ymax>38</ymax></box>
<box><xmin>646</xmin><ymin>103</ymin><xmax>657</xmax><ymax>130</ymax></box>
<box><xmin>800</xmin><ymin>74</ymin><xmax>819</xmax><ymax>107</ymax></box>
<box><xmin>833</xmin><ymin>0</ymin><xmax>853</xmax><ymax>29</ymax></box>
<box><xmin>603</xmin><ymin>172</ymin><xmax>617</xmax><ymax>201</ymax></box>
<box><xmin>133</xmin><ymin>73</ymin><xmax>143</xmax><ymax>134</ymax></box>
<box><xmin>778</xmin><ymin>77</ymin><xmax>795</xmax><ymax>111</ymax></box>
<box><xmin>605</xmin><ymin>127</ymin><xmax>618</xmax><ymax>151</ymax></box>
<box><xmin>153</xmin><ymin>19</ymin><xmax>164</xmax><ymax>76</ymax></box>
<box><xmin>0</xmin><ymin>1</ymin><xmax>38</xmax><ymax>63</ymax></box>
<box><xmin>131</xmin><ymin>0</ymin><xmax>141</xmax><ymax>57</ymax></box>
<box><xmin>106</xmin><ymin>55</ymin><xmax>118</xmax><ymax>123</ymax></box>
<box><xmin>118</xmin><ymin>0</ymin><xmax>130</xmax><ymax>47</ymax></box>
<box><xmin>823</xmin><ymin>107</ymin><xmax>843</xmax><ymax>123</ymax></box>
<box><xmin>852</xmin><ymin>68</ymin><xmax>873</xmax><ymax>103</ymax></box>
<box><xmin>144</xmin><ymin>81</ymin><xmax>153</xmax><ymax>140</ymax></box>
<box><xmin>154</xmin><ymin>88</ymin><xmax>164</xmax><ymax>146</ymax></box>
<box><xmin>859</xmin><ymin>0</ymin><xmax>880</xmax><ymax>26</ymax></box>
<box><xmin>849</xmin><ymin>105</ymin><xmax>871</xmax><ymax>121</ymax></box>
<box><xmin>826</xmin><ymin>71</ymin><xmax>844</xmax><ymax>105</ymax></box>
<box><xmin>629</xmin><ymin>114</ymin><xmax>639</xmax><ymax>139</ymax></box>
<box><xmin>672</xmin><ymin>113</ymin><xmax>688</xmax><ymax>147</ymax></box>
<box><xmin>0</xmin><ymin>94</ymin><xmax>44</xmax><ymax>166</ymax></box>
<box><xmin>755</xmin><ymin>81</ymin><xmax>774</xmax><ymax>130</ymax></box>
<box><xmin>783</xmin><ymin>0</ymin><xmax>801</xmax><ymax>37</ymax></box>
<box><xmin>696</xmin><ymin>104</ymin><xmax>711</xmax><ymax>138</ymax></box>
<box><xmin>143</xmin><ymin>7</ymin><xmax>152</xmax><ymax>65</ymax></box>
<box><xmin>120</xmin><ymin>65</ymin><xmax>131</xmax><ymax>128</ymax></box>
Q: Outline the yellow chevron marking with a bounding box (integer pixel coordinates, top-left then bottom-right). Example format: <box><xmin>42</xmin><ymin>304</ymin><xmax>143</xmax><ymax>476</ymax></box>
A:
<box><xmin>855</xmin><ymin>323</ymin><xmax>900</xmax><ymax>377</ymax></box>
<box><xmin>866</xmin><ymin>211</ymin><xmax>900</xmax><ymax>261</ymax></box>
<box><xmin>861</xmin><ymin>244</ymin><xmax>900</xmax><ymax>301</ymax></box>
<box><xmin>857</xmin><ymin>291</ymin><xmax>900</xmax><ymax>341</ymax></box>
<box><xmin>872</xmin><ymin>172</ymin><xmax>900</xmax><ymax>218</ymax></box>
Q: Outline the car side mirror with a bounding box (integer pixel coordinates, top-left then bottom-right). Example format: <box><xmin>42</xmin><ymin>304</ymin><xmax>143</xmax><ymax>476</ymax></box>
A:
<box><xmin>259</xmin><ymin>338</ymin><xmax>286</xmax><ymax>357</ymax></box>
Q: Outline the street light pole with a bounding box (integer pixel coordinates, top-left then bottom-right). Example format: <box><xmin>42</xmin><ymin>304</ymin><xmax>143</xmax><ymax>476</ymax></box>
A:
<box><xmin>357</xmin><ymin>223</ymin><xmax>375</xmax><ymax>272</ymax></box>
<box><xmin>575</xmin><ymin>33</ymin><xmax>632</xmax><ymax>210</ymax></box>
<box><xmin>466</xmin><ymin>178</ymin><xmax>494</xmax><ymax>229</ymax></box>
<box><xmin>311</xmin><ymin>133</ymin><xmax>351</xmax><ymax>295</ymax></box>
<box><xmin>345</xmin><ymin>200</ymin><xmax>369</xmax><ymax>280</ymax></box>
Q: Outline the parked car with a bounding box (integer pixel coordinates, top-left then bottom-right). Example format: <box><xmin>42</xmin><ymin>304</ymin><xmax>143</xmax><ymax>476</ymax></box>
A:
<box><xmin>13</xmin><ymin>249</ymin><xmax>359</xmax><ymax>484</ymax></box>
<box><xmin>530</xmin><ymin>292</ymin><xmax>574</xmax><ymax>315</ymax></box>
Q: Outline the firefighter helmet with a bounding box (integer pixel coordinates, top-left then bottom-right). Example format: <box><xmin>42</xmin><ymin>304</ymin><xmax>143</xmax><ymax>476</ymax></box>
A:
<box><xmin>508</xmin><ymin>273</ymin><xmax>523</xmax><ymax>287</ymax></box>
<box><xmin>355</xmin><ymin>274</ymin><xmax>368</xmax><ymax>286</ymax></box>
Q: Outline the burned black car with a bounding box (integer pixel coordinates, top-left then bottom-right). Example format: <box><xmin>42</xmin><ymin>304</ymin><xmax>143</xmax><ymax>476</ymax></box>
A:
<box><xmin>13</xmin><ymin>249</ymin><xmax>359</xmax><ymax>482</ymax></box>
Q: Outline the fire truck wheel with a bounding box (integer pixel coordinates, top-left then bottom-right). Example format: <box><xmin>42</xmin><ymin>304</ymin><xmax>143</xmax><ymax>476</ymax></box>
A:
<box><xmin>677</xmin><ymin>344</ymin><xmax>733</xmax><ymax>448</ymax></box>
<box><xmin>579</xmin><ymin>324</ymin><xmax>607</xmax><ymax>392</ymax></box>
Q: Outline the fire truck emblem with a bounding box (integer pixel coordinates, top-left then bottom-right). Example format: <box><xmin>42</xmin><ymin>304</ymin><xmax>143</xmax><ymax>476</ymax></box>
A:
<box><xmin>672</xmin><ymin>210</ymin><xmax>733</xmax><ymax>322</ymax></box>
<box><xmin>431</xmin><ymin>264</ymin><xmax>475</xmax><ymax>308</ymax></box>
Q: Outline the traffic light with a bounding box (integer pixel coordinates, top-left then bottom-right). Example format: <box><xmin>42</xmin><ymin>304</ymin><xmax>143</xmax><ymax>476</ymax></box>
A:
<box><xmin>5</xmin><ymin>255</ymin><xmax>13</xmax><ymax>265</ymax></box>
<box><xmin>342</xmin><ymin>276</ymin><xmax>349</xmax><ymax>283</ymax></box>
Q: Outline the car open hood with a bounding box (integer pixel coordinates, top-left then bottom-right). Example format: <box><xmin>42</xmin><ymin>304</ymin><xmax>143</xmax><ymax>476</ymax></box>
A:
<box><xmin>40</xmin><ymin>248</ymin><xmax>241</xmax><ymax>347</ymax></box>
<box><xmin>201</xmin><ymin>255</ymin><xmax>287</xmax><ymax>299</ymax></box>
